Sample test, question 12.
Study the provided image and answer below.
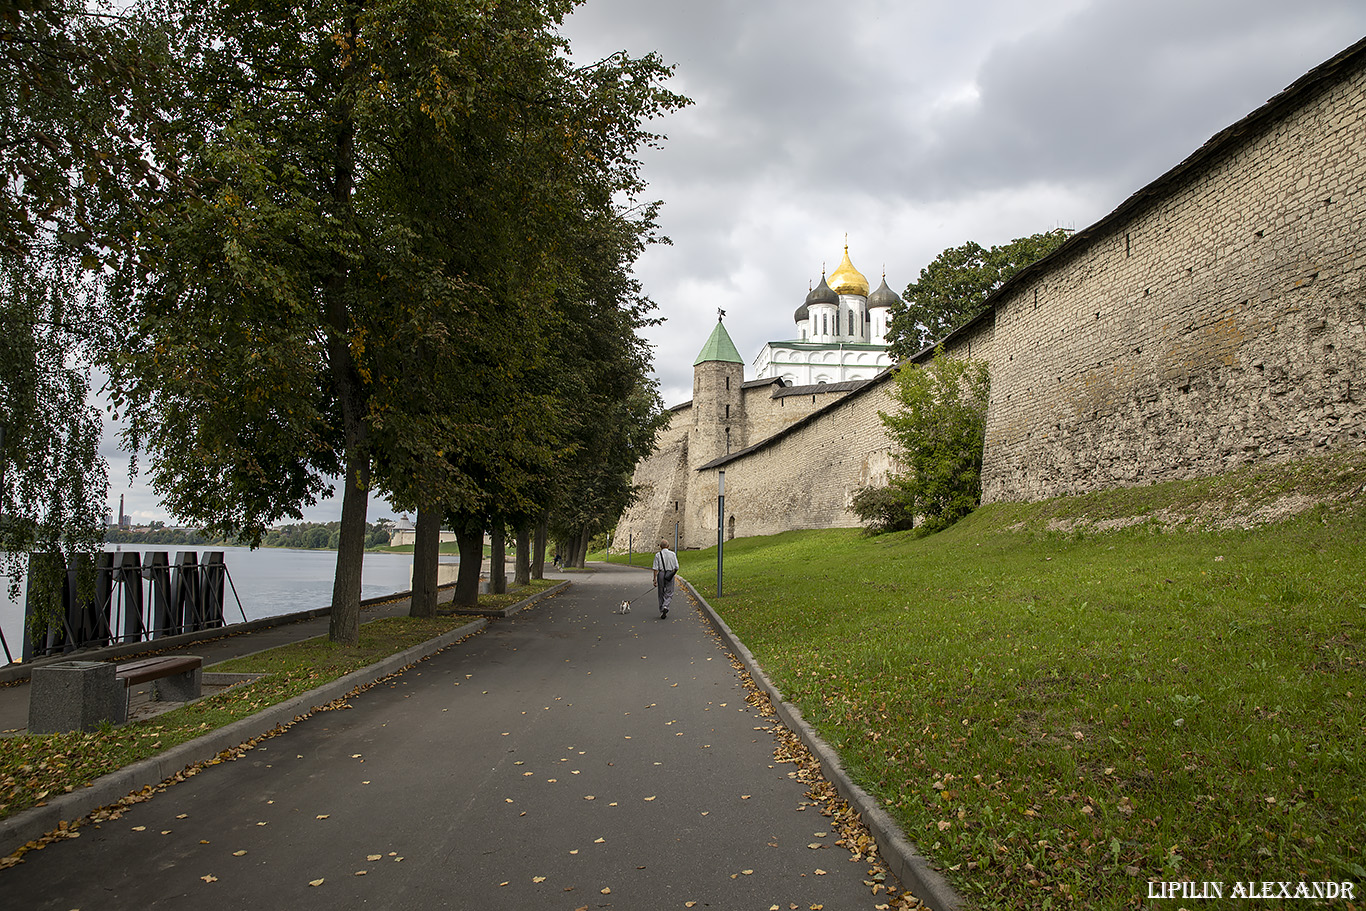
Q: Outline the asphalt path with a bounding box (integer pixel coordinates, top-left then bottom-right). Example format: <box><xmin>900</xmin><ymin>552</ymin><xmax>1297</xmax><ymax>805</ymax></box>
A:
<box><xmin>2</xmin><ymin>564</ymin><xmax>889</xmax><ymax>910</ymax></box>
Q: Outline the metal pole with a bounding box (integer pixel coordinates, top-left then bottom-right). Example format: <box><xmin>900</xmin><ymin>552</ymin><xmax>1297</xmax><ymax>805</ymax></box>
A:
<box><xmin>716</xmin><ymin>470</ymin><xmax>725</xmax><ymax>597</ymax></box>
<box><xmin>628</xmin><ymin>533</ymin><xmax>633</xmax><ymax>567</ymax></box>
<box><xmin>674</xmin><ymin>522</ymin><xmax>678</xmax><ymax>554</ymax></box>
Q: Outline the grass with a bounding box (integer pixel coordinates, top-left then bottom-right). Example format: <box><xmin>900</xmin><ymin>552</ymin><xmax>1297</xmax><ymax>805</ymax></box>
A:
<box><xmin>0</xmin><ymin>579</ymin><xmax>557</xmax><ymax>824</ymax></box>
<box><xmin>675</xmin><ymin>450</ymin><xmax>1366</xmax><ymax>910</ymax></box>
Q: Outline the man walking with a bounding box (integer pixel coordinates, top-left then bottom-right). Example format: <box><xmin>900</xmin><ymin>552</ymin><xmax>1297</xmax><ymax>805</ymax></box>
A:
<box><xmin>652</xmin><ymin>539</ymin><xmax>679</xmax><ymax>619</ymax></box>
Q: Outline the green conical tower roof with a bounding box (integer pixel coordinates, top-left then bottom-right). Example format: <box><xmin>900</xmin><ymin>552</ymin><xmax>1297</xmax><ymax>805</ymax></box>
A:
<box><xmin>693</xmin><ymin>319</ymin><xmax>744</xmax><ymax>365</ymax></box>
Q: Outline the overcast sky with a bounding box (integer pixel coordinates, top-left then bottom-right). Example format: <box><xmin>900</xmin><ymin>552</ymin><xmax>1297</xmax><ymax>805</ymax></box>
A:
<box><xmin>102</xmin><ymin>0</ymin><xmax>1366</xmax><ymax>526</ymax></box>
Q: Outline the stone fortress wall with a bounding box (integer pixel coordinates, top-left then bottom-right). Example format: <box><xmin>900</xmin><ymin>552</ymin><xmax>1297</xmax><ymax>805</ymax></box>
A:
<box><xmin>616</xmin><ymin>38</ymin><xmax>1366</xmax><ymax>550</ymax></box>
<box><xmin>690</xmin><ymin>381</ymin><xmax>900</xmax><ymax>544</ymax></box>
<box><xmin>936</xmin><ymin>43</ymin><xmax>1366</xmax><ymax>502</ymax></box>
<box><xmin>615</xmin><ymin>375</ymin><xmax>876</xmax><ymax>549</ymax></box>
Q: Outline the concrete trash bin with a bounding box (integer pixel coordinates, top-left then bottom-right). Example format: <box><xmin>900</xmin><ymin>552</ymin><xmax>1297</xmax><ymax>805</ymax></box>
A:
<box><xmin>28</xmin><ymin>660</ymin><xmax>125</xmax><ymax>733</ymax></box>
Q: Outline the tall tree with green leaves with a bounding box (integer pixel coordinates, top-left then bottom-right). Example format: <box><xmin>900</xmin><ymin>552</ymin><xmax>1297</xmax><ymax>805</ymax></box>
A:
<box><xmin>852</xmin><ymin>348</ymin><xmax>990</xmax><ymax>534</ymax></box>
<box><xmin>107</xmin><ymin>0</ymin><xmax>685</xmax><ymax>637</ymax></box>
<box><xmin>2</xmin><ymin>1</ymin><xmax>169</xmax><ymax>632</ymax></box>
<box><xmin>886</xmin><ymin>228</ymin><xmax>1071</xmax><ymax>360</ymax></box>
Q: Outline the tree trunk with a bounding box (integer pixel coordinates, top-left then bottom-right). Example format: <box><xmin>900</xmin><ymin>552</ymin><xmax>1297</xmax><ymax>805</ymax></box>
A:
<box><xmin>324</xmin><ymin>21</ymin><xmax>363</xmax><ymax>646</ymax></box>
<box><xmin>532</xmin><ymin>518</ymin><xmax>547</xmax><ymax>579</ymax></box>
<box><xmin>514</xmin><ymin>524</ymin><xmax>530</xmax><ymax>586</ymax></box>
<box><xmin>410</xmin><ymin>503</ymin><xmax>440</xmax><ymax>618</ymax></box>
<box><xmin>329</xmin><ymin>446</ymin><xmax>368</xmax><ymax>645</ymax></box>
<box><xmin>576</xmin><ymin>527</ymin><xmax>591</xmax><ymax>568</ymax></box>
<box><xmin>490</xmin><ymin>520</ymin><xmax>506</xmax><ymax>594</ymax></box>
<box><xmin>453</xmin><ymin>526</ymin><xmax>483</xmax><ymax>607</ymax></box>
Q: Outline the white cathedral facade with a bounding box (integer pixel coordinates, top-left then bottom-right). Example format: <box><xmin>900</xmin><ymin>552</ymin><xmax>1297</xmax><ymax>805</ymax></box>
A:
<box><xmin>751</xmin><ymin>244</ymin><xmax>899</xmax><ymax>386</ymax></box>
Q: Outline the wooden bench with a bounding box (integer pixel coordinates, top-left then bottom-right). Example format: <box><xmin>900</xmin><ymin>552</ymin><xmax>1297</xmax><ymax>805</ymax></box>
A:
<box><xmin>116</xmin><ymin>655</ymin><xmax>204</xmax><ymax>706</ymax></box>
<box><xmin>28</xmin><ymin>655</ymin><xmax>204</xmax><ymax>733</ymax></box>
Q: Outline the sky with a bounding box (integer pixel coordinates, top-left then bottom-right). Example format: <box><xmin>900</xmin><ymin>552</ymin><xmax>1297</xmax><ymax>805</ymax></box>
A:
<box><xmin>100</xmin><ymin>0</ymin><xmax>1366</xmax><ymax>526</ymax></box>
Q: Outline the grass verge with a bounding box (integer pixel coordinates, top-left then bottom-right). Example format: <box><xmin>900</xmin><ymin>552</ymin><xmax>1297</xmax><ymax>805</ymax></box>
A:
<box><xmin>677</xmin><ymin>451</ymin><xmax>1366</xmax><ymax>910</ymax></box>
<box><xmin>0</xmin><ymin>579</ymin><xmax>557</xmax><ymax>822</ymax></box>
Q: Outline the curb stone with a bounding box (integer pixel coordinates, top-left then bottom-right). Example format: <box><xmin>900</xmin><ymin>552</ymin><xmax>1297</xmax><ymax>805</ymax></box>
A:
<box><xmin>0</xmin><ymin>579</ymin><xmax>569</xmax><ymax>859</ymax></box>
<box><xmin>683</xmin><ymin>578</ymin><xmax>966</xmax><ymax>911</ymax></box>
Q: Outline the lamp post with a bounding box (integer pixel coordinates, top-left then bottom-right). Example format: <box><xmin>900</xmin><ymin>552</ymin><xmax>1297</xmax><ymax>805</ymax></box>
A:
<box><xmin>716</xmin><ymin>470</ymin><xmax>725</xmax><ymax>597</ymax></box>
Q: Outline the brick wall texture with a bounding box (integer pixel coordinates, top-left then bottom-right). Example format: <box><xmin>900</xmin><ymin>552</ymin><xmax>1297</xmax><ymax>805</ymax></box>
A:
<box><xmin>949</xmin><ymin>55</ymin><xmax>1366</xmax><ymax>502</ymax></box>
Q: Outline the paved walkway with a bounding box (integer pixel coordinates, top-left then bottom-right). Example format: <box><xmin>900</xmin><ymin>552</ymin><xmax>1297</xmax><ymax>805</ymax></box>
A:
<box><xmin>0</xmin><ymin>564</ymin><xmax>901</xmax><ymax>910</ymax></box>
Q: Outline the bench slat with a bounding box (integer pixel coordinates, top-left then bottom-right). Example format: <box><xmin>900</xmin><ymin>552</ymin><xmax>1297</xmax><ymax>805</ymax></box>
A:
<box><xmin>116</xmin><ymin>656</ymin><xmax>202</xmax><ymax>687</ymax></box>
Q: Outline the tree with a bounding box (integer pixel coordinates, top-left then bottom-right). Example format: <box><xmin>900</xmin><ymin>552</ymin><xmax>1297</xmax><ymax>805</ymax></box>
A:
<box><xmin>886</xmin><ymin>229</ymin><xmax>1070</xmax><ymax>360</ymax></box>
<box><xmin>1</xmin><ymin>2</ymin><xmax>169</xmax><ymax>631</ymax></box>
<box><xmin>853</xmin><ymin>348</ymin><xmax>989</xmax><ymax>534</ymax></box>
<box><xmin>107</xmin><ymin>0</ymin><xmax>686</xmax><ymax>638</ymax></box>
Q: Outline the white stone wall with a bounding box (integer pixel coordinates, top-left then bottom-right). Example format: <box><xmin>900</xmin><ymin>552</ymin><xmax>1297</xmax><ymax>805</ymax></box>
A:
<box><xmin>685</xmin><ymin>380</ymin><xmax>900</xmax><ymax>543</ymax></box>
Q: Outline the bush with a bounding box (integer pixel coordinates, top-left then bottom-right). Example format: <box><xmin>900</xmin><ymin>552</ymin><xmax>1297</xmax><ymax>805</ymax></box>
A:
<box><xmin>850</xmin><ymin>481</ymin><xmax>917</xmax><ymax>534</ymax></box>
<box><xmin>864</xmin><ymin>348</ymin><xmax>989</xmax><ymax>534</ymax></box>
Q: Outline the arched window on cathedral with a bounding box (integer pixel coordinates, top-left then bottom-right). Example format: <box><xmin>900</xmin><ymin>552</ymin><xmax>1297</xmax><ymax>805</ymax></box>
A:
<box><xmin>822</xmin><ymin>313</ymin><xmax>828</xmax><ymax>335</ymax></box>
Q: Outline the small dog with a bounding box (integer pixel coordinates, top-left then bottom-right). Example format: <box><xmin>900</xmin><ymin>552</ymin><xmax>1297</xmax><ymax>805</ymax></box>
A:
<box><xmin>618</xmin><ymin>600</ymin><xmax>632</xmax><ymax>614</ymax></box>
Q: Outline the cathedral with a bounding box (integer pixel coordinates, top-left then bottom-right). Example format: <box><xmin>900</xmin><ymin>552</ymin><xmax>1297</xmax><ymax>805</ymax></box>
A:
<box><xmin>752</xmin><ymin>243</ymin><xmax>899</xmax><ymax>385</ymax></box>
<box><xmin>611</xmin><ymin>243</ymin><xmax>905</xmax><ymax>552</ymax></box>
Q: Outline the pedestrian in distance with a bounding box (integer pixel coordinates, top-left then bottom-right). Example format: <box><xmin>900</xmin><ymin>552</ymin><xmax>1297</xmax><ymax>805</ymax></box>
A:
<box><xmin>652</xmin><ymin>539</ymin><xmax>679</xmax><ymax>619</ymax></box>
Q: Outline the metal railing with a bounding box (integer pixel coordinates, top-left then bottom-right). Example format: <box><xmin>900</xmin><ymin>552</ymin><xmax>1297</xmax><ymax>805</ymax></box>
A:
<box><xmin>14</xmin><ymin>550</ymin><xmax>247</xmax><ymax>664</ymax></box>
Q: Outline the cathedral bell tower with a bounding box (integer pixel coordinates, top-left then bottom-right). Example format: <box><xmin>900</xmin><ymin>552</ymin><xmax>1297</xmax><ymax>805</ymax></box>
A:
<box><xmin>691</xmin><ymin>315</ymin><xmax>746</xmax><ymax>464</ymax></box>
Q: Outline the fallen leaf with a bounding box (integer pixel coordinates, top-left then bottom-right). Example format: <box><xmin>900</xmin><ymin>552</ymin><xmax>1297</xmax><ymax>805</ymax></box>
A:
<box><xmin>570</xmin><ymin>849</ymin><xmax>579</xmax><ymax>855</ymax></box>
<box><xmin>644</xmin><ymin>796</ymin><xmax>656</xmax><ymax>802</ymax></box>
<box><xmin>594</xmin><ymin>837</ymin><xmax>605</xmax><ymax>843</ymax></box>
<box><xmin>742</xmin><ymin>868</ymin><xmax>754</xmax><ymax>875</ymax></box>
<box><xmin>584</xmin><ymin>795</ymin><xmax>595</xmax><ymax>800</ymax></box>
<box><xmin>316</xmin><ymin>815</ymin><xmax>330</xmax><ymax>820</ymax></box>
<box><xmin>808</xmin><ymin>843</ymin><xmax>824</xmax><ymax>849</ymax></box>
<box><xmin>355</xmin><ymin>870</ymin><xmax>367</xmax><ymax>876</ymax></box>
<box><xmin>601</xmin><ymin>887</ymin><xmax>611</xmax><ymax>894</ymax></box>
<box><xmin>309</xmin><ymin>878</ymin><xmax>324</xmax><ymax>887</ymax></box>
<box><xmin>814</xmin><ymin>868</ymin><xmax>827</xmax><ymax>875</ymax></box>
<box><xmin>132</xmin><ymin>826</ymin><xmax>146</xmax><ymax>832</ymax></box>
<box><xmin>201</xmin><ymin>874</ymin><xmax>217</xmax><ymax>883</ymax></box>
<box><xmin>367</xmin><ymin>854</ymin><xmax>381</xmax><ymax>861</ymax></box>
<box><xmin>533</xmin><ymin>876</ymin><xmax>547</xmax><ymax>883</ymax></box>
<box><xmin>176</xmin><ymin>814</ymin><xmax>188</xmax><ymax>819</ymax></box>
<box><xmin>233</xmin><ymin>850</ymin><xmax>247</xmax><ymax>857</ymax></box>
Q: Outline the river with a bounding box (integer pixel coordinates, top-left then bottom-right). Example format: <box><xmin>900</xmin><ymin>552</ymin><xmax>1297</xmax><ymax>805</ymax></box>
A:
<box><xmin>0</xmin><ymin>546</ymin><xmax>421</xmax><ymax>663</ymax></box>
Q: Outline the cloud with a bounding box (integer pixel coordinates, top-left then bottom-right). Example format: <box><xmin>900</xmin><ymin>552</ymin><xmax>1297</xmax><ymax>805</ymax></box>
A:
<box><xmin>560</xmin><ymin>1</ymin><xmax>1366</xmax><ymax>408</ymax></box>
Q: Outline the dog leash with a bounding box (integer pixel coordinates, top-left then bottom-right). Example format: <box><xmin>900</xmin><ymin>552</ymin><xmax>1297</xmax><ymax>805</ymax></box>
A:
<box><xmin>621</xmin><ymin>586</ymin><xmax>658</xmax><ymax>608</ymax></box>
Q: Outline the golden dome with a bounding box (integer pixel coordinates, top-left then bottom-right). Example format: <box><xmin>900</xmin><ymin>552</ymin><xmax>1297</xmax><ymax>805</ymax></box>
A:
<box><xmin>827</xmin><ymin>243</ymin><xmax>869</xmax><ymax>297</ymax></box>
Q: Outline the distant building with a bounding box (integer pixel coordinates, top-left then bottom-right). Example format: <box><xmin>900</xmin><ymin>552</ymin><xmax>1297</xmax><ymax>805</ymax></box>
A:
<box><xmin>387</xmin><ymin>517</ymin><xmax>456</xmax><ymax>547</ymax></box>
<box><xmin>751</xmin><ymin>244</ymin><xmax>898</xmax><ymax>385</ymax></box>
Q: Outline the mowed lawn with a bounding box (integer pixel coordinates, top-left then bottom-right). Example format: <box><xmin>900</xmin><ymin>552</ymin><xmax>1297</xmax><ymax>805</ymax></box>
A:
<box><xmin>667</xmin><ymin>458</ymin><xmax>1365</xmax><ymax>910</ymax></box>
